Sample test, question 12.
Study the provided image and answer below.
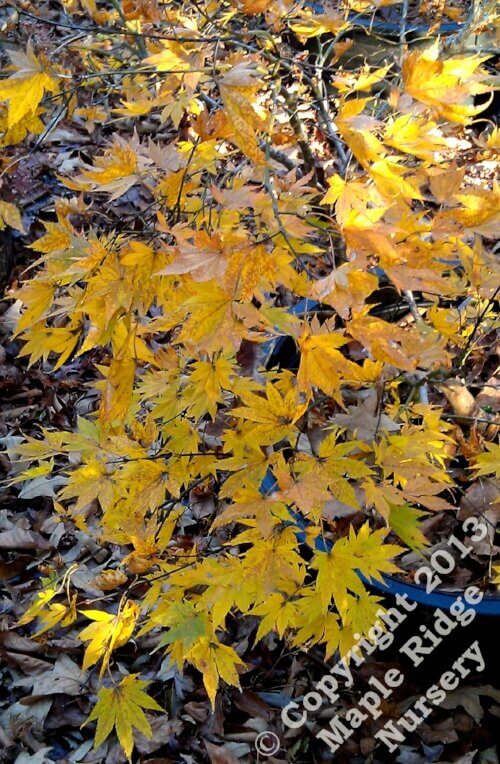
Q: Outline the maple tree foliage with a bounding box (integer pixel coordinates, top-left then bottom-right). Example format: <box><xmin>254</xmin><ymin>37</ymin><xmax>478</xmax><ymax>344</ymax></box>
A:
<box><xmin>0</xmin><ymin>0</ymin><xmax>499</xmax><ymax>759</ymax></box>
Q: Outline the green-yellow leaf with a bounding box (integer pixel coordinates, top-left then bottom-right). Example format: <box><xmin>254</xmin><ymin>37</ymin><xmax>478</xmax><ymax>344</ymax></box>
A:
<box><xmin>389</xmin><ymin>503</ymin><xmax>429</xmax><ymax>552</ymax></box>
<box><xmin>473</xmin><ymin>443</ymin><xmax>500</xmax><ymax>479</ymax></box>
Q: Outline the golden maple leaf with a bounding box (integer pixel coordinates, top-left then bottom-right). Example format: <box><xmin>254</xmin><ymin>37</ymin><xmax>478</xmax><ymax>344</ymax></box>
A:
<box><xmin>0</xmin><ymin>42</ymin><xmax>59</xmax><ymax>128</ymax></box>
<box><xmin>297</xmin><ymin>322</ymin><xmax>363</xmax><ymax>403</ymax></box>
<box><xmin>79</xmin><ymin>600</ymin><xmax>139</xmax><ymax>677</ymax></box>
<box><xmin>85</xmin><ymin>674</ymin><xmax>163</xmax><ymax>760</ymax></box>
<box><xmin>402</xmin><ymin>41</ymin><xmax>490</xmax><ymax>124</ymax></box>
<box><xmin>185</xmin><ymin>636</ymin><xmax>246</xmax><ymax>708</ymax></box>
<box><xmin>313</xmin><ymin>523</ymin><xmax>402</xmax><ymax>623</ymax></box>
<box><xmin>219</xmin><ymin>62</ymin><xmax>268</xmax><ymax>164</ymax></box>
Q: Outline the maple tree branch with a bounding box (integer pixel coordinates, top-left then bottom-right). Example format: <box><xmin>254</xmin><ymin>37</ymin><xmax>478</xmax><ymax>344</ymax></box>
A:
<box><xmin>259</xmin><ymin>142</ymin><xmax>297</xmax><ymax>172</ymax></box>
<box><xmin>279</xmin><ymin>87</ymin><xmax>320</xmax><ymax>184</ymax></box>
<box><xmin>403</xmin><ymin>290</ymin><xmax>426</xmax><ymax>324</ymax></box>
<box><xmin>310</xmin><ymin>40</ymin><xmax>349</xmax><ymax>176</ymax></box>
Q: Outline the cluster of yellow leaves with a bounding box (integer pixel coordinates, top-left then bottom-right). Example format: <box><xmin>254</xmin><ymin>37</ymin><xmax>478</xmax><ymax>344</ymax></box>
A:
<box><xmin>402</xmin><ymin>41</ymin><xmax>491</xmax><ymax>124</ymax></box>
<box><xmin>0</xmin><ymin>42</ymin><xmax>59</xmax><ymax>137</ymax></box>
<box><xmin>3</xmin><ymin>0</ymin><xmax>499</xmax><ymax>758</ymax></box>
<box><xmin>17</xmin><ymin>568</ymin><xmax>77</xmax><ymax>636</ymax></box>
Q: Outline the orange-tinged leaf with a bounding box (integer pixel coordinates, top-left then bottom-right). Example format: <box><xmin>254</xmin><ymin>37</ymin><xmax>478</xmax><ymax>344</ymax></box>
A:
<box><xmin>297</xmin><ymin>325</ymin><xmax>362</xmax><ymax>403</ymax></box>
<box><xmin>230</xmin><ymin>0</ymin><xmax>273</xmax><ymax>14</ymax></box>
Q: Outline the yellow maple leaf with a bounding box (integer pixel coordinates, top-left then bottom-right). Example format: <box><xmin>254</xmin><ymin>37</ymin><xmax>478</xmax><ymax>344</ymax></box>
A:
<box><xmin>0</xmin><ymin>200</ymin><xmax>25</xmax><ymax>232</ymax></box>
<box><xmin>17</xmin><ymin>323</ymin><xmax>81</xmax><ymax>370</ymax></box>
<box><xmin>58</xmin><ymin>459</ymin><xmax>114</xmax><ymax>512</ymax></box>
<box><xmin>331</xmin><ymin>64</ymin><xmax>391</xmax><ymax>94</ymax></box>
<box><xmin>0</xmin><ymin>42</ymin><xmax>59</xmax><ymax>128</ymax></box>
<box><xmin>251</xmin><ymin>589</ymin><xmax>301</xmax><ymax>641</ymax></box>
<box><xmin>176</xmin><ymin>281</ymin><xmax>248</xmax><ymax>352</ymax></box>
<box><xmin>368</xmin><ymin>157</ymin><xmax>423</xmax><ymax>202</ymax></box>
<box><xmin>402</xmin><ymin>41</ymin><xmax>490</xmax><ymax>124</ymax></box>
<box><xmin>343</xmin><ymin>591</ymin><xmax>386</xmax><ymax>636</ymax></box>
<box><xmin>234</xmin><ymin>524</ymin><xmax>305</xmax><ymax>594</ymax></box>
<box><xmin>336</xmin><ymin>97</ymin><xmax>385</xmax><ymax>167</ymax></box>
<box><xmin>220</xmin><ymin>69</ymin><xmax>267</xmax><ymax>164</ymax></box>
<box><xmin>71</xmin><ymin>136</ymin><xmax>144</xmax><ymax>200</ymax></box>
<box><xmin>473</xmin><ymin>443</ymin><xmax>500</xmax><ymax>480</ymax></box>
<box><xmin>17</xmin><ymin>568</ymin><xmax>77</xmax><ymax>635</ymax></box>
<box><xmin>186</xmin><ymin>356</ymin><xmax>234</xmax><ymax>419</ymax></box>
<box><xmin>17</xmin><ymin>577</ymin><xmax>62</xmax><ymax>627</ymax></box>
<box><xmin>185</xmin><ymin>636</ymin><xmax>246</xmax><ymax>708</ymax></box>
<box><xmin>289</xmin><ymin>8</ymin><xmax>349</xmax><ymax>39</ymax></box>
<box><xmin>292</xmin><ymin>589</ymin><xmax>341</xmax><ymax>659</ymax></box>
<box><xmin>321</xmin><ymin>174</ymin><xmax>386</xmax><ymax>228</ymax></box>
<box><xmin>297</xmin><ymin>323</ymin><xmax>362</xmax><ymax>403</ymax></box>
<box><xmin>388</xmin><ymin>503</ymin><xmax>429</xmax><ymax>552</ymax></box>
<box><xmin>311</xmin><ymin>261</ymin><xmax>379</xmax><ymax>320</ymax></box>
<box><xmin>0</xmin><ymin>108</ymin><xmax>45</xmax><ymax>147</ymax></box>
<box><xmin>347</xmin><ymin>316</ymin><xmax>447</xmax><ymax>372</ymax></box>
<box><xmin>85</xmin><ymin>674</ymin><xmax>163</xmax><ymax>761</ymax></box>
<box><xmin>97</xmin><ymin>356</ymin><xmax>137</xmax><ymax>430</ymax></box>
<box><xmin>211</xmin><ymin>487</ymin><xmax>290</xmax><ymax>537</ymax></box>
<box><xmin>33</xmin><ymin>595</ymin><xmax>78</xmax><ymax>637</ymax></box>
<box><xmin>231</xmin><ymin>381</ymin><xmax>307</xmax><ymax>445</ymax></box>
<box><xmin>434</xmin><ymin>183</ymin><xmax>500</xmax><ymax>237</ymax></box>
<box><xmin>346</xmin><ymin>0</ymin><xmax>399</xmax><ymax>8</ymax></box>
<box><xmin>313</xmin><ymin>523</ymin><xmax>402</xmax><ymax>624</ymax></box>
<box><xmin>145</xmin><ymin>40</ymin><xmax>200</xmax><ymax>73</ymax></box>
<box><xmin>79</xmin><ymin>600</ymin><xmax>139</xmax><ymax>677</ymax></box>
<box><xmin>15</xmin><ymin>281</ymin><xmax>55</xmax><ymax>334</ymax></box>
<box><xmin>28</xmin><ymin>217</ymin><xmax>73</xmax><ymax>255</ymax></box>
<box><xmin>384</xmin><ymin>114</ymin><xmax>450</xmax><ymax>162</ymax></box>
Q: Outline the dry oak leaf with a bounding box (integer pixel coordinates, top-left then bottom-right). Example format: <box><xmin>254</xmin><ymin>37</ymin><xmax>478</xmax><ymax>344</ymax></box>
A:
<box><xmin>92</xmin><ymin>569</ymin><xmax>128</xmax><ymax>591</ymax></box>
